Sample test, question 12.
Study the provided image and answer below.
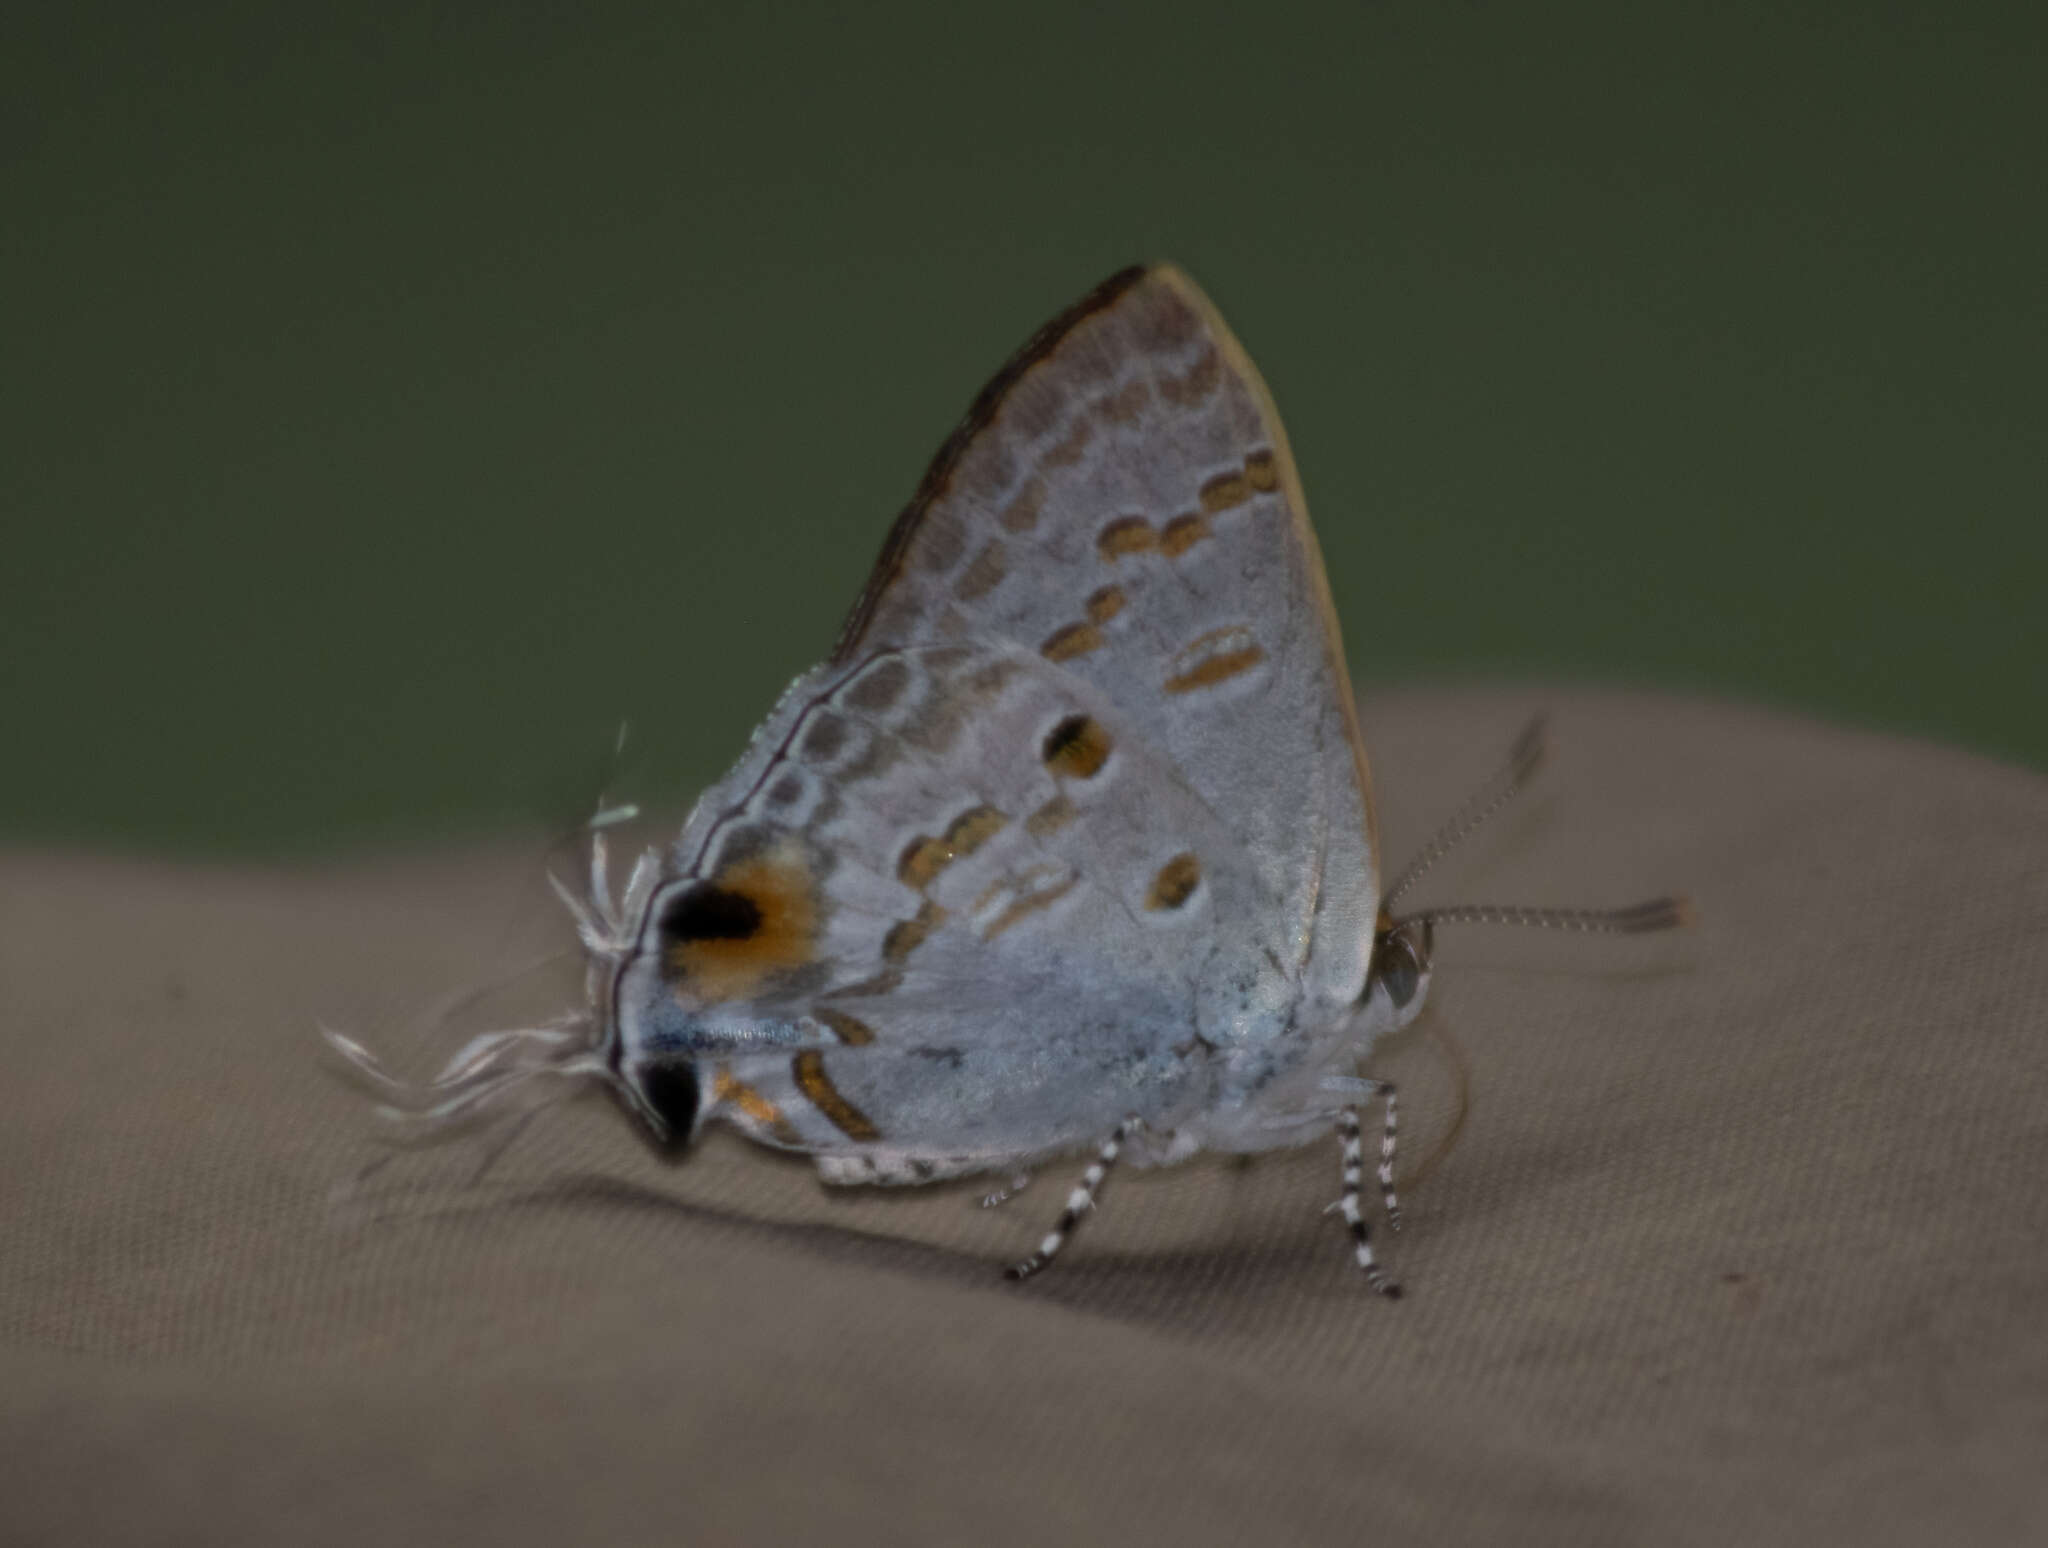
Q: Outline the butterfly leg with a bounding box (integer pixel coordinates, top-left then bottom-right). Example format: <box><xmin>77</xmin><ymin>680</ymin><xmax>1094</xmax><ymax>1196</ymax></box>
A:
<box><xmin>1004</xmin><ymin>1120</ymin><xmax>1133</xmax><ymax>1281</ymax></box>
<box><xmin>979</xmin><ymin>1173</ymin><xmax>1033</xmax><ymax>1209</ymax></box>
<box><xmin>1332</xmin><ymin>1093</ymin><xmax>1402</xmax><ymax>1297</ymax></box>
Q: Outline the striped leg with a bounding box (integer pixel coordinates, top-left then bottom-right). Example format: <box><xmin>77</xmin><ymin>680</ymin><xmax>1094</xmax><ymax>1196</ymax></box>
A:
<box><xmin>1333</xmin><ymin>1102</ymin><xmax>1402</xmax><ymax>1297</ymax></box>
<box><xmin>1004</xmin><ymin>1121</ymin><xmax>1133</xmax><ymax>1281</ymax></box>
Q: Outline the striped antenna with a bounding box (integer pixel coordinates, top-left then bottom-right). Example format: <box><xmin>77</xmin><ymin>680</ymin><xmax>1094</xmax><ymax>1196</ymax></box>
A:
<box><xmin>1382</xmin><ymin>715</ymin><xmax>1548</xmax><ymax>913</ymax></box>
<box><xmin>1406</xmin><ymin>897</ymin><xmax>1693</xmax><ymax>934</ymax></box>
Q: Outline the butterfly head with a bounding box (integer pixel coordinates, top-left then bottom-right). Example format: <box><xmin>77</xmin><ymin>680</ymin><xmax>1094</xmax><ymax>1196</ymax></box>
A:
<box><xmin>320</xmin><ymin>826</ymin><xmax>722</xmax><ymax>1158</ymax></box>
<box><xmin>1361</xmin><ymin>910</ymin><xmax>1436</xmax><ymax>1033</ymax></box>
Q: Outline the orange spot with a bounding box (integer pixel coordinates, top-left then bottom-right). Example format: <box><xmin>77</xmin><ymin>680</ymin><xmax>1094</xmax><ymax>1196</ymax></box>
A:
<box><xmin>1245</xmin><ymin>448</ymin><xmax>1279</xmax><ymax>492</ymax></box>
<box><xmin>898</xmin><ymin>805</ymin><xmax>1009</xmax><ymax>889</ymax></box>
<box><xmin>1164</xmin><ymin>627</ymin><xmax>1267</xmax><ymax>695</ymax></box>
<box><xmin>898</xmin><ymin>835</ymin><xmax>951</xmax><ymax>889</ymax></box>
<box><xmin>1042</xmin><ymin>715</ymin><xmax>1112</xmax><ymax>779</ymax></box>
<box><xmin>1086</xmin><ymin>585</ymin><xmax>1126</xmax><ymax>624</ymax></box>
<box><xmin>1146</xmin><ymin>853</ymin><xmax>1202</xmax><ymax>910</ymax></box>
<box><xmin>1160</xmin><ymin>513</ymin><xmax>1210</xmax><ymax>556</ymax></box>
<box><xmin>792</xmin><ymin>1050</ymin><xmax>880</xmax><ymax>1141</ymax></box>
<box><xmin>1097</xmin><ymin>517</ymin><xmax>1157</xmax><ymax>560</ymax></box>
<box><xmin>1041</xmin><ymin>622</ymin><xmax>1104</xmax><ymax>662</ymax></box>
<box><xmin>712</xmin><ymin>1069</ymin><xmax>800</xmax><ymax>1144</ymax></box>
<box><xmin>1199</xmin><ymin>471</ymin><xmax>1250</xmax><ymax>513</ymax></box>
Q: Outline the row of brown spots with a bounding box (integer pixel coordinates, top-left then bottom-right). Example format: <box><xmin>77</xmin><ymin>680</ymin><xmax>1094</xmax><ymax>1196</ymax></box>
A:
<box><xmin>1163</xmin><ymin>626</ymin><xmax>1269</xmax><ymax>696</ymax></box>
<box><xmin>882</xmin><ymin>898</ymin><xmax>947</xmax><ymax>964</ymax></box>
<box><xmin>978</xmin><ymin>866</ymin><xmax>1079</xmax><ymax>941</ymax></box>
<box><xmin>1086</xmin><ymin>585</ymin><xmax>1125</xmax><ymax>623</ymax></box>
<box><xmin>1245</xmin><ymin>448</ymin><xmax>1279</xmax><ymax>492</ymax></box>
<box><xmin>663</xmin><ymin>847</ymin><xmax>818</xmax><ymax>1004</ymax></box>
<box><xmin>953</xmin><ymin>539</ymin><xmax>1007</xmax><ymax>602</ymax></box>
<box><xmin>1160</xmin><ymin>512</ymin><xmax>1210</xmax><ymax>557</ymax></box>
<box><xmin>1001</xmin><ymin>478</ymin><xmax>1046</xmax><ymax>533</ymax></box>
<box><xmin>1025</xmin><ymin>792</ymin><xmax>1076</xmax><ymax>838</ymax></box>
<box><xmin>1145</xmin><ymin>852</ymin><xmax>1203</xmax><ymax>911</ymax></box>
<box><xmin>814</xmin><ymin>1007</ymin><xmax>877</xmax><ymax>1047</ymax></box>
<box><xmin>898</xmin><ymin>803</ymin><xmax>1011</xmax><ymax>888</ymax></box>
<box><xmin>1040</xmin><ymin>621</ymin><xmax>1104</xmax><ymax>663</ymax></box>
<box><xmin>712</xmin><ymin>1069</ymin><xmax>801</xmax><ymax>1145</ymax></box>
<box><xmin>1096</xmin><ymin>515</ymin><xmax>1156</xmax><ymax>561</ymax></box>
<box><xmin>1042</xmin><ymin>714</ymin><xmax>1113</xmax><ymax>780</ymax></box>
<box><xmin>792</xmin><ymin>1050</ymin><xmax>881</xmax><ymax>1142</ymax></box>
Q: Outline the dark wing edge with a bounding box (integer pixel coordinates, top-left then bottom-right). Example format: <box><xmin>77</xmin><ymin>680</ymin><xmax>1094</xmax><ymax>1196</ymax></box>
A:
<box><xmin>829</xmin><ymin>264</ymin><xmax>1149</xmax><ymax>665</ymax></box>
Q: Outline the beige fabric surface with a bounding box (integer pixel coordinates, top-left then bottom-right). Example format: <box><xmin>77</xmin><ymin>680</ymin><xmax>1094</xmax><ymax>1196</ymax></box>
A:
<box><xmin>4</xmin><ymin>685</ymin><xmax>2045</xmax><ymax>1546</ymax></box>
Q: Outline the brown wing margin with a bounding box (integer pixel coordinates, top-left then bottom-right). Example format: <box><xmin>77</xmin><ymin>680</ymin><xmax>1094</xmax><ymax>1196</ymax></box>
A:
<box><xmin>829</xmin><ymin>264</ymin><xmax>1149</xmax><ymax>665</ymax></box>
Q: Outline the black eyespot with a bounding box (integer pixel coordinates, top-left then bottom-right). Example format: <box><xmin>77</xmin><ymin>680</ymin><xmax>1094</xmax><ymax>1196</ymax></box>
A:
<box><xmin>634</xmin><ymin>1061</ymin><xmax>702</xmax><ymax>1154</ymax></box>
<box><xmin>1380</xmin><ymin>938</ymin><xmax>1421</xmax><ymax>1009</ymax></box>
<box><xmin>662</xmin><ymin>882</ymin><xmax>762</xmax><ymax>943</ymax></box>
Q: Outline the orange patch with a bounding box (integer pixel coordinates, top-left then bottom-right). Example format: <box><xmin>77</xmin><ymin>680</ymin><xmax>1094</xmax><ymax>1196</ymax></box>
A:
<box><xmin>1096</xmin><ymin>516</ymin><xmax>1157</xmax><ymax>560</ymax></box>
<box><xmin>1041</xmin><ymin>622</ymin><xmax>1104</xmax><ymax>662</ymax></box>
<box><xmin>664</xmin><ymin>846</ymin><xmax>817</xmax><ymax>1003</ymax></box>
<box><xmin>1244</xmin><ymin>448</ymin><xmax>1279</xmax><ymax>492</ymax></box>
<box><xmin>792</xmin><ymin>1050</ymin><xmax>881</xmax><ymax>1142</ymax></box>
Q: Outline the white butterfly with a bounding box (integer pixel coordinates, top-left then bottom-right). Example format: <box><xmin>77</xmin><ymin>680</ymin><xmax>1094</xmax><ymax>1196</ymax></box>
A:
<box><xmin>329</xmin><ymin>266</ymin><xmax>1683</xmax><ymax>1290</ymax></box>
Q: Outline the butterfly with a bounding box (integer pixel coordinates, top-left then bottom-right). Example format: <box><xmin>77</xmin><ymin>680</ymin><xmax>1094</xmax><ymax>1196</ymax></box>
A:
<box><xmin>327</xmin><ymin>265</ymin><xmax>1684</xmax><ymax>1291</ymax></box>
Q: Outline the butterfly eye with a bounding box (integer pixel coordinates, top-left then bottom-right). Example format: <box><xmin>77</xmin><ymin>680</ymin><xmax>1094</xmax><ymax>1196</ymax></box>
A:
<box><xmin>1380</xmin><ymin>939</ymin><xmax>1421</xmax><ymax>1009</ymax></box>
<box><xmin>630</xmin><ymin>1060</ymin><xmax>703</xmax><ymax>1155</ymax></box>
<box><xmin>1374</xmin><ymin>920</ymin><xmax>1433</xmax><ymax>1011</ymax></box>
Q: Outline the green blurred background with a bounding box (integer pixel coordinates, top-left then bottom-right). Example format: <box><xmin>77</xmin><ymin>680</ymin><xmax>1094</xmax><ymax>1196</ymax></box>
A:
<box><xmin>5</xmin><ymin>2</ymin><xmax>2042</xmax><ymax>858</ymax></box>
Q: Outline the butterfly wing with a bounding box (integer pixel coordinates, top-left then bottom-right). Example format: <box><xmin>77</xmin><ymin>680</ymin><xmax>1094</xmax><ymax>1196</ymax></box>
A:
<box><xmin>835</xmin><ymin>265</ymin><xmax>1378</xmax><ymax>1011</ymax></box>
<box><xmin>630</xmin><ymin>642</ymin><xmax>1293</xmax><ymax>1164</ymax></box>
<box><xmin>618</xmin><ymin>267</ymin><xmax>1381</xmax><ymax>1171</ymax></box>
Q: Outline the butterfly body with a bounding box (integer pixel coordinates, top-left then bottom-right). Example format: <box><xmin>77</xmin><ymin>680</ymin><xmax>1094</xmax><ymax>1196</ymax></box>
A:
<box><xmin>601</xmin><ymin>268</ymin><xmax>1412</xmax><ymax>1186</ymax></box>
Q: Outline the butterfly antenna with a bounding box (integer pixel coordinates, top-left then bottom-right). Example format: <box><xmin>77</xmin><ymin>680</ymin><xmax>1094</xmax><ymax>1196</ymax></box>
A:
<box><xmin>1382</xmin><ymin>716</ymin><xmax>1549</xmax><ymax>912</ymax></box>
<box><xmin>1405</xmin><ymin>897</ymin><xmax>1694</xmax><ymax>934</ymax></box>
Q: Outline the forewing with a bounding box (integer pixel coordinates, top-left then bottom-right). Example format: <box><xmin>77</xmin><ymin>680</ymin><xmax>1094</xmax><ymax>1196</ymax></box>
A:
<box><xmin>836</xmin><ymin>265</ymin><xmax>1378</xmax><ymax>1008</ymax></box>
